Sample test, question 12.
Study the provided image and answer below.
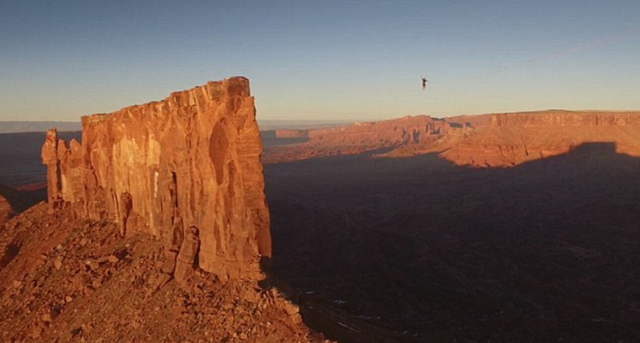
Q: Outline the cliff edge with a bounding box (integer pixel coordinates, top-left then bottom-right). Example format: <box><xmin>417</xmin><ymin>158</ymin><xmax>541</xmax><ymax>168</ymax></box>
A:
<box><xmin>441</xmin><ymin>110</ymin><xmax>640</xmax><ymax>167</ymax></box>
<box><xmin>41</xmin><ymin>77</ymin><xmax>271</xmax><ymax>282</ymax></box>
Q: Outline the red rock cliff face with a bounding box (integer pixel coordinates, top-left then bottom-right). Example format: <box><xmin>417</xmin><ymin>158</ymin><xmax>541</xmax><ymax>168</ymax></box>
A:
<box><xmin>489</xmin><ymin>110</ymin><xmax>640</xmax><ymax>127</ymax></box>
<box><xmin>42</xmin><ymin>77</ymin><xmax>271</xmax><ymax>281</ymax></box>
<box><xmin>441</xmin><ymin>110</ymin><xmax>640</xmax><ymax>167</ymax></box>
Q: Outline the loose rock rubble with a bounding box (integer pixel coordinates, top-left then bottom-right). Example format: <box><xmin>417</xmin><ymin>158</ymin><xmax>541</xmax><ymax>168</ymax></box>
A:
<box><xmin>0</xmin><ymin>203</ymin><xmax>332</xmax><ymax>343</ymax></box>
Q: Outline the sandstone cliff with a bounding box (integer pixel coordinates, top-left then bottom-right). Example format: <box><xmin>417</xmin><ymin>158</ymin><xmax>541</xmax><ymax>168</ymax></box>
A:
<box><xmin>0</xmin><ymin>203</ymin><xmax>329</xmax><ymax>343</ymax></box>
<box><xmin>440</xmin><ymin>110</ymin><xmax>640</xmax><ymax>167</ymax></box>
<box><xmin>42</xmin><ymin>77</ymin><xmax>271</xmax><ymax>282</ymax></box>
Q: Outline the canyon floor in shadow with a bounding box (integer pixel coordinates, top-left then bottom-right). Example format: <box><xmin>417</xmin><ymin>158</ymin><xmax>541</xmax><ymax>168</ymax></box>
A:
<box><xmin>264</xmin><ymin>142</ymin><xmax>640</xmax><ymax>343</ymax></box>
<box><xmin>2</xmin><ymin>131</ymin><xmax>639</xmax><ymax>342</ymax></box>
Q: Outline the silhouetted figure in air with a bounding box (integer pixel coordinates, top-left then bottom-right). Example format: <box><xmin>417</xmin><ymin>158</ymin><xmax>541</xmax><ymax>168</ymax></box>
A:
<box><xmin>421</xmin><ymin>76</ymin><xmax>429</xmax><ymax>90</ymax></box>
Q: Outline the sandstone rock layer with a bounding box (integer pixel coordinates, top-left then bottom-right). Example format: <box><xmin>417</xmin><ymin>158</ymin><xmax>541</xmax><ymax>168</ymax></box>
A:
<box><xmin>42</xmin><ymin>77</ymin><xmax>271</xmax><ymax>281</ymax></box>
<box><xmin>263</xmin><ymin>110</ymin><xmax>640</xmax><ymax>168</ymax></box>
<box><xmin>441</xmin><ymin>110</ymin><xmax>640</xmax><ymax>167</ymax></box>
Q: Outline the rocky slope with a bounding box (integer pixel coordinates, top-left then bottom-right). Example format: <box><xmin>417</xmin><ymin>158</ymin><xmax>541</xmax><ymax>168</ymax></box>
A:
<box><xmin>42</xmin><ymin>77</ymin><xmax>271</xmax><ymax>282</ymax></box>
<box><xmin>0</xmin><ymin>203</ymin><xmax>330</xmax><ymax>343</ymax></box>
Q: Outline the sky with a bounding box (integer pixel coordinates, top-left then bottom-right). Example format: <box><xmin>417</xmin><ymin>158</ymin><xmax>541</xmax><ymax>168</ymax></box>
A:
<box><xmin>0</xmin><ymin>0</ymin><xmax>639</xmax><ymax>122</ymax></box>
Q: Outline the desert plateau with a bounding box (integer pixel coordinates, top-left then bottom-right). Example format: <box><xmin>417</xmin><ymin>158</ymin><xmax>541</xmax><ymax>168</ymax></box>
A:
<box><xmin>1</xmin><ymin>78</ymin><xmax>640</xmax><ymax>342</ymax></box>
<box><xmin>2</xmin><ymin>2</ymin><xmax>640</xmax><ymax>342</ymax></box>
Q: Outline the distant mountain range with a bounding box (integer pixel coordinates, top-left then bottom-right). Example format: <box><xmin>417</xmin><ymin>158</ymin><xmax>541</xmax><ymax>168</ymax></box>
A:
<box><xmin>0</xmin><ymin>121</ymin><xmax>81</xmax><ymax>134</ymax></box>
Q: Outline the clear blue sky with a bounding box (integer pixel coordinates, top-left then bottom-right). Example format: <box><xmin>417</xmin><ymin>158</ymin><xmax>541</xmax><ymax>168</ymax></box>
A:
<box><xmin>1</xmin><ymin>0</ymin><xmax>639</xmax><ymax>121</ymax></box>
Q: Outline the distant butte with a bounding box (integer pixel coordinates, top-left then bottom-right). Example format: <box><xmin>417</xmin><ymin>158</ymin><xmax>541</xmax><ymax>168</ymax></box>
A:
<box><xmin>263</xmin><ymin>110</ymin><xmax>640</xmax><ymax>167</ymax></box>
<box><xmin>41</xmin><ymin>77</ymin><xmax>271</xmax><ymax>283</ymax></box>
<box><xmin>440</xmin><ymin>110</ymin><xmax>640</xmax><ymax>167</ymax></box>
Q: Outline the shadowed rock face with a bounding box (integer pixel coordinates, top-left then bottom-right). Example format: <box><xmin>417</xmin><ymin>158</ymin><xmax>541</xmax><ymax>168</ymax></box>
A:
<box><xmin>41</xmin><ymin>77</ymin><xmax>271</xmax><ymax>281</ymax></box>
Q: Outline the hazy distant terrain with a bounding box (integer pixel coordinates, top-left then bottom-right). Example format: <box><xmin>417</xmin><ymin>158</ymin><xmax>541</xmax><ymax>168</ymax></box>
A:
<box><xmin>257</xmin><ymin>119</ymin><xmax>352</xmax><ymax>131</ymax></box>
<box><xmin>0</xmin><ymin>120</ymin><xmax>349</xmax><ymax>134</ymax></box>
<box><xmin>0</xmin><ymin>121</ymin><xmax>81</xmax><ymax>134</ymax></box>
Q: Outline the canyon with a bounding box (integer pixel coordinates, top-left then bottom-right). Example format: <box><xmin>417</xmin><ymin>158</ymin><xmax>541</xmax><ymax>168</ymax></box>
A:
<box><xmin>2</xmin><ymin>100</ymin><xmax>640</xmax><ymax>342</ymax></box>
<box><xmin>262</xmin><ymin>109</ymin><xmax>640</xmax><ymax>342</ymax></box>
<box><xmin>264</xmin><ymin>110</ymin><xmax>640</xmax><ymax>168</ymax></box>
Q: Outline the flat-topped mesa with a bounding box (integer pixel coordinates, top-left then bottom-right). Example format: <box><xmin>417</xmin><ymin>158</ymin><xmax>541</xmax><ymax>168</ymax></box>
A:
<box><xmin>441</xmin><ymin>110</ymin><xmax>640</xmax><ymax>167</ymax></box>
<box><xmin>490</xmin><ymin>110</ymin><xmax>640</xmax><ymax>127</ymax></box>
<box><xmin>42</xmin><ymin>77</ymin><xmax>272</xmax><ymax>282</ymax></box>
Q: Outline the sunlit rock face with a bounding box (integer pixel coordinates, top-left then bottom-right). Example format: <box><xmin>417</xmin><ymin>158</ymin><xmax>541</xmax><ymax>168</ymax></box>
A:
<box><xmin>440</xmin><ymin>110</ymin><xmax>640</xmax><ymax>167</ymax></box>
<box><xmin>43</xmin><ymin>77</ymin><xmax>271</xmax><ymax>281</ymax></box>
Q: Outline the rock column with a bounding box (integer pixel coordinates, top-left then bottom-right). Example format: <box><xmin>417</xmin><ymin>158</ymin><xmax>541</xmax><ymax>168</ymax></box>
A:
<box><xmin>41</xmin><ymin>129</ymin><xmax>62</xmax><ymax>213</ymax></box>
